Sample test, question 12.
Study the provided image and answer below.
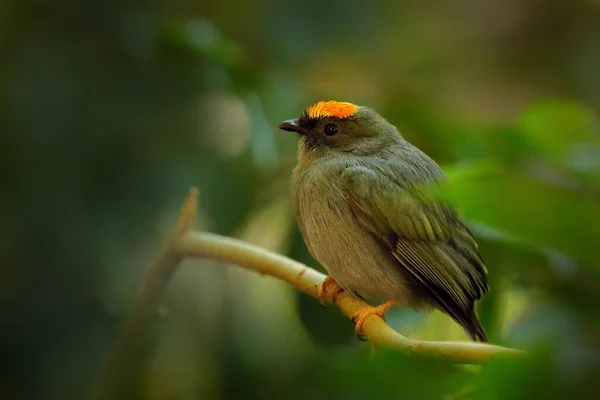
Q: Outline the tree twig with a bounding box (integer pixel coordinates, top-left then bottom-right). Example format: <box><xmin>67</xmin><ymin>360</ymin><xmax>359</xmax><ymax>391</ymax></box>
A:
<box><xmin>92</xmin><ymin>186</ymin><xmax>525</xmax><ymax>398</ymax></box>
<box><xmin>176</xmin><ymin>230</ymin><xmax>525</xmax><ymax>364</ymax></box>
<box><xmin>89</xmin><ymin>188</ymin><xmax>199</xmax><ymax>400</ymax></box>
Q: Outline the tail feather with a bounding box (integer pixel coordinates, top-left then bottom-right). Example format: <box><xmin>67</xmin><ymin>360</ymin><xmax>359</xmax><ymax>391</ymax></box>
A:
<box><xmin>463</xmin><ymin>310</ymin><xmax>488</xmax><ymax>342</ymax></box>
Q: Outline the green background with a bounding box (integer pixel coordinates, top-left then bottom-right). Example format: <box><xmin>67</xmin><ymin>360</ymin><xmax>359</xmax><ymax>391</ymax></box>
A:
<box><xmin>2</xmin><ymin>0</ymin><xmax>600</xmax><ymax>399</ymax></box>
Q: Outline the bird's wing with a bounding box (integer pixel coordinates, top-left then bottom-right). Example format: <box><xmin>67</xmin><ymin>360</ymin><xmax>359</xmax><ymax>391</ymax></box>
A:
<box><xmin>341</xmin><ymin>165</ymin><xmax>488</xmax><ymax>335</ymax></box>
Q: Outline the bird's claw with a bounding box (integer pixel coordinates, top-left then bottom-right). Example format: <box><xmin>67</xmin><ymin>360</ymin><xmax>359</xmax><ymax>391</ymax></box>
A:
<box><xmin>351</xmin><ymin>300</ymin><xmax>396</xmax><ymax>340</ymax></box>
<box><xmin>318</xmin><ymin>276</ymin><xmax>343</xmax><ymax>305</ymax></box>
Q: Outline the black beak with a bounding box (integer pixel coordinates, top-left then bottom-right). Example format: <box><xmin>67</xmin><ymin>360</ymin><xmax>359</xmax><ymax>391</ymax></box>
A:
<box><xmin>278</xmin><ymin>119</ymin><xmax>305</xmax><ymax>134</ymax></box>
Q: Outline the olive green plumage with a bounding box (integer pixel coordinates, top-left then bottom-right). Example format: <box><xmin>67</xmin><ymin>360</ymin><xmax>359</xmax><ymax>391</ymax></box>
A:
<box><xmin>280</xmin><ymin>103</ymin><xmax>489</xmax><ymax>342</ymax></box>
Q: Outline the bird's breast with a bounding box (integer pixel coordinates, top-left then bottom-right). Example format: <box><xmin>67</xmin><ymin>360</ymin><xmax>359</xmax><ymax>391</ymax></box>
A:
<box><xmin>292</xmin><ymin>162</ymin><xmax>414</xmax><ymax>302</ymax></box>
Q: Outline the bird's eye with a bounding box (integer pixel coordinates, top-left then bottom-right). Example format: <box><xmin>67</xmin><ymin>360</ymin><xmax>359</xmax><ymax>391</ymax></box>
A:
<box><xmin>324</xmin><ymin>123</ymin><xmax>338</xmax><ymax>136</ymax></box>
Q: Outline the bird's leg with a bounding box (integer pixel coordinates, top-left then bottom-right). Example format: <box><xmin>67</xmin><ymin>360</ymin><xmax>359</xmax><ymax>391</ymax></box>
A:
<box><xmin>318</xmin><ymin>275</ymin><xmax>344</xmax><ymax>305</ymax></box>
<box><xmin>352</xmin><ymin>299</ymin><xmax>397</xmax><ymax>340</ymax></box>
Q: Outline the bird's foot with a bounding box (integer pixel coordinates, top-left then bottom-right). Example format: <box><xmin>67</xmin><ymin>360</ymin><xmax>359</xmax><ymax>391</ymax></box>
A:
<box><xmin>318</xmin><ymin>276</ymin><xmax>344</xmax><ymax>305</ymax></box>
<box><xmin>352</xmin><ymin>300</ymin><xmax>397</xmax><ymax>341</ymax></box>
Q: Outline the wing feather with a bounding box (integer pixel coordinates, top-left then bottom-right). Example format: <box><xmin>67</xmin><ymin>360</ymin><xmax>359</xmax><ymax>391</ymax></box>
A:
<box><xmin>342</xmin><ymin>165</ymin><xmax>489</xmax><ymax>341</ymax></box>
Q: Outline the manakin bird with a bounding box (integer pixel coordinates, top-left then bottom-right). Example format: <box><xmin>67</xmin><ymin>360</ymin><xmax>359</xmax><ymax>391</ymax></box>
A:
<box><xmin>279</xmin><ymin>101</ymin><xmax>489</xmax><ymax>342</ymax></box>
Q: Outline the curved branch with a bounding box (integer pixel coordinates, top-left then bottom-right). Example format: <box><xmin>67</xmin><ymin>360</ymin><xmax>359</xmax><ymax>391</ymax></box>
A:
<box><xmin>176</xmin><ymin>231</ymin><xmax>525</xmax><ymax>364</ymax></box>
<box><xmin>91</xmin><ymin>187</ymin><xmax>525</xmax><ymax>398</ymax></box>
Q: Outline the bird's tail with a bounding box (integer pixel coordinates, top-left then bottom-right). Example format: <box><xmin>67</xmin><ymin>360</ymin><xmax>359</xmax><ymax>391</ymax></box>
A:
<box><xmin>463</xmin><ymin>310</ymin><xmax>488</xmax><ymax>342</ymax></box>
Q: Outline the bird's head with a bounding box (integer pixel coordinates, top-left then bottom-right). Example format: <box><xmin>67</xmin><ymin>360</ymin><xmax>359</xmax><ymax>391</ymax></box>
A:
<box><xmin>278</xmin><ymin>101</ymin><xmax>403</xmax><ymax>164</ymax></box>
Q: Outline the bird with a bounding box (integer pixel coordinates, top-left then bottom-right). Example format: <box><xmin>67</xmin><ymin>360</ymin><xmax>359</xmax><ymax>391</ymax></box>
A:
<box><xmin>278</xmin><ymin>100</ymin><xmax>489</xmax><ymax>342</ymax></box>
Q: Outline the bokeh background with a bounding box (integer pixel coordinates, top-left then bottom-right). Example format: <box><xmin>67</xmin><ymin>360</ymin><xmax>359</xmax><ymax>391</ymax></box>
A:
<box><xmin>3</xmin><ymin>0</ymin><xmax>600</xmax><ymax>399</ymax></box>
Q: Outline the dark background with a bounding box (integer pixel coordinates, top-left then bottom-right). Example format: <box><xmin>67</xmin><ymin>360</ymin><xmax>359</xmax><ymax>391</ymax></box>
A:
<box><xmin>2</xmin><ymin>0</ymin><xmax>600</xmax><ymax>399</ymax></box>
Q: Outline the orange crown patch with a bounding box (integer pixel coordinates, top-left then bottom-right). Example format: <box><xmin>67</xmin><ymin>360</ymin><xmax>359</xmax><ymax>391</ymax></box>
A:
<box><xmin>305</xmin><ymin>101</ymin><xmax>358</xmax><ymax>119</ymax></box>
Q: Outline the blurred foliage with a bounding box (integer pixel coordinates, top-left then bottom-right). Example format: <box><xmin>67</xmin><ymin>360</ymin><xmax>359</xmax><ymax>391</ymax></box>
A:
<box><xmin>2</xmin><ymin>0</ymin><xmax>600</xmax><ymax>399</ymax></box>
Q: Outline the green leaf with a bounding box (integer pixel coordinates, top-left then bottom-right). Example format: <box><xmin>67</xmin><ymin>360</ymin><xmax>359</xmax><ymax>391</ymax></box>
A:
<box><xmin>446</xmin><ymin>163</ymin><xmax>600</xmax><ymax>267</ymax></box>
<box><xmin>518</xmin><ymin>99</ymin><xmax>600</xmax><ymax>167</ymax></box>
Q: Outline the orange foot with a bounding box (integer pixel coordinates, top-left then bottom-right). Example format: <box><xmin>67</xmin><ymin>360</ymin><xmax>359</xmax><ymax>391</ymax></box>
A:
<box><xmin>317</xmin><ymin>276</ymin><xmax>344</xmax><ymax>305</ymax></box>
<box><xmin>352</xmin><ymin>300</ymin><xmax>397</xmax><ymax>340</ymax></box>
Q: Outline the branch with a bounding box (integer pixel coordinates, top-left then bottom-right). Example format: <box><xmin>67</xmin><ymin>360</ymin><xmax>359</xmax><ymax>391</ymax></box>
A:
<box><xmin>89</xmin><ymin>188</ymin><xmax>199</xmax><ymax>400</ymax></box>
<box><xmin>176</xmin><ymin>231</ymin><xmax>525</xmax><ymax>363</ymax></box>
<box><xmin>92</xmin><ymin>187</ymin><xmax>525</xmax><ymax>398</ymax></box>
